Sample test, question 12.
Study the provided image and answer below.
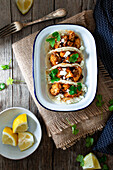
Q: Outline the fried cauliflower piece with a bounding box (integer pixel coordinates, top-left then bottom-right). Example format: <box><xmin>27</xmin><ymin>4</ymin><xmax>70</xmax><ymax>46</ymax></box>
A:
<box><xmin>50</xmin><ymin>83</ymin><xmax>61</xmax><ymax>96</ymax></box>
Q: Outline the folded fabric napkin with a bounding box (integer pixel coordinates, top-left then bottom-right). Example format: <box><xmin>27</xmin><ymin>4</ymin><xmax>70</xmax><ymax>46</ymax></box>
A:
<box><xmin>94</xmin><ymin>0</ymin><xmax>113</xmax><ymax>79</ymax></box>
<box><xmin>12</xmin><ymin>10</ymin><xmax>113</xmax><ymax>149</ymax></box>
<box><xmin>93</xmin><ymin>114</ymin><xmax>113</xmax><ymax>155</ymax></box>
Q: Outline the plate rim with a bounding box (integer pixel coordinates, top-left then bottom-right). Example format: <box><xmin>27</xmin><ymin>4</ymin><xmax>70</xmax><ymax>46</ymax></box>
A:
<box><xmin>0</xmin><ymin>107</ymin><xmax>42</xmax><ymax>160</ymax></box>
<box><xmin>32</xmin><ymin>24</ymin><xmax>97</xmax><ymax>112</ymax></box>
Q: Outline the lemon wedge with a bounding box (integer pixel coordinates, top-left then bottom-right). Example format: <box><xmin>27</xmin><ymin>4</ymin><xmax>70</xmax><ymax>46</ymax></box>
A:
<box><xmin>16</xmin><ymin>0</ymin><xmax>33</xmax><ymax>15</ymax></box>
<box><xmin>2</xmin><ymin>127</ymin><xmax>18</xmax><ymax>146</ymax></box>
<box><xmin>13</xmin><ymin>114</ymin><xmax>28</xmax><ymax>133</ymax></box>
<box><xmin>83</xmin><ymin>153</ymin><xmax>101</xmax><ymax>169</ymax></box>
<box><xmin>18</xmin><ymin>132</ymin><xmax>34</xmax><ymax>151</ymax></box>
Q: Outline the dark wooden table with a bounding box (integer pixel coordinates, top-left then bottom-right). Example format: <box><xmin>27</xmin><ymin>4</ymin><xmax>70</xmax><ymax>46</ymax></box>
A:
<box><xmin>0</xmin><ymin>0</ymin><xmax>113</xmax><ymax>169</ymax></box>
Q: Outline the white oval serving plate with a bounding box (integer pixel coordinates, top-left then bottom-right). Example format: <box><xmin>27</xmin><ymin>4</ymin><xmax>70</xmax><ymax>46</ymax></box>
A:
<box><xmin>0</xmin><ymin>107</ymin><xmax>42</xmax><ymax>160</ymax></box>
<box><xmin>33</xmin><ymin>24</ymin><xmax>97</xmax><ymax>111</ymax></box>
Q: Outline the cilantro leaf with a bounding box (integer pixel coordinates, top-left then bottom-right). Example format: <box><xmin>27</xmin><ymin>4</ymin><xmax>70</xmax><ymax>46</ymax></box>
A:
<box><xmin>0</xmin><ymin>59</ymin><xmax>12</xmax><ymax>70</ymax></box>
<box><xmin>49</xmin><ymin>69</ymin><xmax>60</xmax><ymax>83</ymax></box>
<box><xmin>77</xmin><ymin>83</ymin><xmax>82</xmax><ymax>91</ymax></box>
<box><xmin>109</xmin><ymin>99</ymin><xmax>113</xmax><ymax>105</ymax></box>
<box><xmin>98</xmin><ymin>155</ymin><xmax>107</xmax><ymax>163</ymax></box>
<box><xmin>76</xmin><ymin>155</ymin><xmax>84</xmax><ymax>167</ymax></box>
<box><xmin>66</xmin><ymin>118</ymin><xmax>79</xmax><ymax>135</ymax></box>
<box><xmin>109</xmin><ymin>105</ymin><xmax>113</xmax><ymax>111</ymax></box>
<box><xmin>51</xmin><ymin>77</ymin><xmax>60</xmax><ymax>83</ymax></box>
<box><xmin>69</xmin><ymin>86</ymin><xmax>77</xmax><ymax>95</ymax></box>
<box><xmin>85</xmin><ymin>136</ymin><xmax>94</xmax><ymax>147</ymax></box>
<box><xmin>0</xmin><ymin>83</ymin><xmax>6</xmax><ymax>91</ymax></box>
<box><xmin>102</xmin><ymin>164</ymin><xmax>109</xmax><ymax>170</ymax></box>
<box><xmin>7</xmin><ymin>77</ymin><xmax>14</xmax><ymax>85</ymax></box>
<box><xmin>46</xmin><ymin>32</ymin><xmax>61</xmax><ymax>47</ymax></box>
<box><xmin>46</xmin><ymin>38</ymin><xmax>55</xmax><ymax>48</ymax></box>
<box><xmin>49</xmin><ymin>69</ymin><xmax>58</xmax><ymax>78</ymax></box>
<box><xmin>69</xmin><ymin>53</ymin><xmax>79</xmax><ymax>63</ymax></box>
<box><xmin>52</xmin><ymin>31</ymin><xmax>61</xmax><ymax>41</ymax></box>
<box><xmin>72</xmin><ymin>124</ymin><xmax>79</xmax><ymax>135</ymax></box>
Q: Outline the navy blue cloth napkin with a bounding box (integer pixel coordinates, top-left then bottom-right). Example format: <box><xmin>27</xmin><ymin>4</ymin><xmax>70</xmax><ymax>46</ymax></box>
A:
<box><xmin>94</xmin><ymin>0</ymin><xmax>113</xmax><ymax>79</ymax></box>
<box><xmin>93</xmin><ymin>114</ymin><xmax>113</xmax><ymax>155</ymax></box>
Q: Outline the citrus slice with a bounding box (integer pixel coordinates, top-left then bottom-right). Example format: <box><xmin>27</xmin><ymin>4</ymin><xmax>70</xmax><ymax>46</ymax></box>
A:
<box><xmin>16</xmin><ymin>0</ymin><xmax>33</xmax><ymax>15</ymax></box>
<box><xmin>2</xmin><ymin>127</ymin><xmax>18</xmax><ymax>146</ymax></box>
<box><xmin>13</xmin><ymin>114</ymin><xmax>28</xmax><ymax>133</ymax></box>
<box><xmin>18</xmin><ymin>132</ymin><xmax>34</xmax><ymax>151</ymax></box>
<box><xmin>83</xmin><ymin>153</ymin><xmax>101</xmax><ymax>169</ymax></box>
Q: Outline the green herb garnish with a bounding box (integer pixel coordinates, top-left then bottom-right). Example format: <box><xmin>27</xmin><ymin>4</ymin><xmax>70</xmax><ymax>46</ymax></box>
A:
<box><xmin>49</xmin><ymin>69</ymin><xmax>60</xmax><ymax>83</ymax></box>
<box><xmin>69</xmin><ymin>53</ymin><xmax>79</xmax><ymax>63</ymax></box>
<box><xmin>69</xmin><ymin>83</ymin><xmax>82</xmax><ymax>95</ymax></box>
<box><xmin>77</xmin><ymin>83</ymin><xmax>82</xmax><ymax>91</ymax></box>
<box><xmin>0</xmin><ymin>83</ymin><xmax>6</xmax><ymax>91</ymax></box>
<box><xmin>109</xmin><ymin>99</ymin><xmax>113</xmax><ymax>105</ymax></box>
<box><xmin>98</xmin><ymin>155</ymin><xmax>107</xmax><ymax>163</ymax></box>
<box><xmin>85</xmin><ymin>136</ymin><xmax>94</xmax><ymax>148</ymax></box>
<box><xmin>102</xmin><ymin>164</ymin><xmax>109</xmax><ymax>170</ymax></box>
<box><xmin>0</xmin><ymin>59</ymin><xmax>12</xmax><ymax>70</ymax></box>
<box><xmin>69</xmin><ymin>85</ymin><xmax>77</xmax><ymax>95</ymax></box>
<box><xmin>76</xmin><ymin>155</ymin><xmax>84</xmax><ymax>167</ymax></box>
<box><xmin>46</xmin><ymin>31</ymin><xmax>61</xmax><ymax>47</ymax></box>
<box><xmin>52</xmin><ymin>31</ymin><xmax>61</xmax><ymax>41</ymax></box>
<box><xmin>108</xmin><ymin>99</ymin><xmax>113</xmax><ymax>111</ymax></box>
<box><xmin>66</xmin><ymin>118</ymin><xmax>79</xmax><ymax>135</ymax></box>
<box><xmin>7</xmin><ymin>77</ymin><xmax>24</xmax><ymax>85</ymax></box>
<box><xmin>46</xmin><ymin>38</ymin><xmax>55</xmax><ymax>48</ymax></box>
<box><xmin>96</xmin><ymin>94</ymin><xmax>104</xmax><ymax>120</ymax></box>
<box><xmin>109</xmin><ymin>105</ymin><xmax>113</xmax><ymax>111</ymax></box>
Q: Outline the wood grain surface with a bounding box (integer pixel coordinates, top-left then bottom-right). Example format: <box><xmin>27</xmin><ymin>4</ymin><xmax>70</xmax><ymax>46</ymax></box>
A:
<box><xmin>0</xmin><ymin>0</ymin><xmax>113</xmax><ymax>169</ymax></box>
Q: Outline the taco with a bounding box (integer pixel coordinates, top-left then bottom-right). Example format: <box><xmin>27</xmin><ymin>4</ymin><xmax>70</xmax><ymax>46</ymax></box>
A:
<box><xmin>45</xmin><ymin>30</ymin><xmax>84</xmax><ymax>52</ymax></box>
<box><xmin>46</xmin><ymin>63</ymin><xmax>83</xmax><ymax>83</ymax></box>
<box><xmin>46</xmin><ymin>47</ymin><xmax>84</xmax><ymax>69</ymax></box>
<box><xmin>47</xmin><ymin>80</ymin><xmax>87</xmax><ymax>104</ymax></box>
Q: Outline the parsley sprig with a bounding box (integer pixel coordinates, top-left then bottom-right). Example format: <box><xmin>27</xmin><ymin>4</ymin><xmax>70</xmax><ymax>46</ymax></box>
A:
<box><xmin>96</xmin><ymin>94</ymin><xmax>104</xmax><ymax>120</ymax></box>
<box><xmin>46</xmin><ymin>31</ymin><xmax>61</xmax><ymax>47</ymax></box>
<box><xmin>69</xmin><ymin>53</ymin><xmax>79</xmax><ymax>63</ymax></box>
<box><xmin>0</xmin><ymin>59</ymin><xmax>12</xmax><ymax>70</ymax></box>
<box><xmin>66</xmin><ymin>118</ymin><xmax>79</xmax><ymax>135</ymax></box>
<box><xmin>49</xmin><ymin>69</ymin><xmax>60</xmax><ymax>83</ymax></box>
<box><xmin>85</xmin><ymin>136</ymin><xmax>94</xmax><ymax>148</ymax></box>
<box><xmin>76</xmin><ymin>155</ymin><xmax>84</xmax><ymax>167</ymax></box>
<box><xmin>69</xmin><ymin>83</ymin><xmax>82</xmax><ymax>95</ymax></box>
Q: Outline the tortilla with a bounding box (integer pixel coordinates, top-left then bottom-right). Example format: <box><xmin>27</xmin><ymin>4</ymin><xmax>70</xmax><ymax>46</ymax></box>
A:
<box><xmin>45</xmin><ymin>30</ymin><xmax>84</xmax><ymax>53</ymax></box>
<box><xmin>46</xmin><ymin>63</ymin><xmax>84</xmax><ymax>84</ymax></box>
<box><xmin>46</xmin><ymin>47</ymin><xmax>84</xmax><ymax>69</ymax></box>
<box><xmin>47</xmin><ymin>81</ymin><xmax>87</xmax><ymax>104</ymax></box>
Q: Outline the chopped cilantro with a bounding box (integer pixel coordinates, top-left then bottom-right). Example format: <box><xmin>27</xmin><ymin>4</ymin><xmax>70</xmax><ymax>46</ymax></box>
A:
<box><xmin>49</xmin><ymin>69</ymin><xmax>60</xmax><ymax>83</ymax></box>
<box><xmin>77</xmin><ymin>83</ymin><xmax>82</xmax><ymax>91</ymax></box>
<box><xmin>76</xmin><ymin>155</ymin><xmax>84</xmax><ymax>167</ymax></box>
<box><xmin>46</xmin><ymin>38</ymin><xmax>55</xmax><ymax>48</ymax></box>
<box><xmin>85</xmin><ymin>136</ymin><xmax>94</xmax><ymax>147</ymax></box>
<box><xmin>69</xmin><ymin>85</ymin><xmax>77</xmax><ymax>95</ymax></box>
<box><xmin>109</xmin><ymin>99</ymin><xmax>113</xmax><ymax>105</ymax></box>
<box><xmin>69</xmin><ymin>53</ymin><xmax>79</xmax><ymax>63</ymax></box>
<box><xmin>66</xmin><ymin>118</ymin><xmax>79</xmax><ymax>135</ymax></box>
<box><xmin>46</xmin><ymin>31</ymin><xmax>61</xmax><ymax>47</ymax></box>
<box><xmin>102</xmin><ymin>164</ymin><xmax>109</xmax><ymax>170</ymax></box>
<box><xmin>0</xmin><ymin>83</ymin><xmax>6</xmax><ymax>91</ymax></box>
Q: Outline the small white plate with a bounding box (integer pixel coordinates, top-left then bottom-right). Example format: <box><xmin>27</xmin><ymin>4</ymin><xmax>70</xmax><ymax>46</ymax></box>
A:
<box><xmin>33</xmin><ymin>24</ymin><xmax>97</xmax><ymax>111</ymax></box>
<box><xmin>0</xmin><ymin>107</ymin><xmax>42</xmax><ymax>160</ymax></box>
